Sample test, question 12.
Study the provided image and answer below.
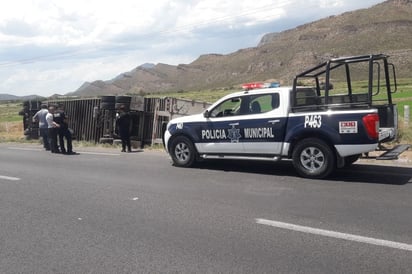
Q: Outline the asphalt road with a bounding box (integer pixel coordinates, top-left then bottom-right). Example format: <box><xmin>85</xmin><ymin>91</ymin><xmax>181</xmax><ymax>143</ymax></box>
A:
<box><xmin>0</xmin><ymin>143</ymin><xmax>411</xmax><ymax>273</ymax></box>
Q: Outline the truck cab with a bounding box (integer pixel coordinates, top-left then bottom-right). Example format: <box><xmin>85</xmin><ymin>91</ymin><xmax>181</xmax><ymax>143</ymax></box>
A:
<box><xmin>164</xmin><ymin>88</ymin><xmax>290</xmax><ymax>158</ymax></box>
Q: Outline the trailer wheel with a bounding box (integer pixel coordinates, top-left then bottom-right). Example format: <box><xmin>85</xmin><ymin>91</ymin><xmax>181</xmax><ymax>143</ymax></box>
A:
<box><xmin>292</xmin><ymin>138</ymin><xmax>335</xmax><ymax>179</ymax></box>
<box><xmin>169</xmin><ymin>136</ymin><xmax>196</xmax><ymax>167</ymax></box>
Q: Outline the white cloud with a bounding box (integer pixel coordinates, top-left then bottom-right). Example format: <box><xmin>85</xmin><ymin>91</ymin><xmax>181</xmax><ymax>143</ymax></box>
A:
<box><xmin>0</xmin><ymin>0</ymin><xmax>383</xmax><ymax>96</ymax></box>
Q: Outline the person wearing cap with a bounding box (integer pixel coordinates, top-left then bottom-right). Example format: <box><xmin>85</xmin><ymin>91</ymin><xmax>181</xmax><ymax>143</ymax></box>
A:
<box><xmin>32</xmin><ymin>104</ymin><xmax>50</xmax><ymax>151</ymax></box>
<box><xmin>115</xmin><ymin>104</ymin><xmax>132</xmax><ymax>152</ymax></box>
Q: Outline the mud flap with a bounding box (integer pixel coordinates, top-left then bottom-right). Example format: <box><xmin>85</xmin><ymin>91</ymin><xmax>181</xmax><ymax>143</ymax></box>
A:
<box><xmin>376</xmin><ymin>144</ymin><xmax>410</xmax><ymax>160</ymax></box>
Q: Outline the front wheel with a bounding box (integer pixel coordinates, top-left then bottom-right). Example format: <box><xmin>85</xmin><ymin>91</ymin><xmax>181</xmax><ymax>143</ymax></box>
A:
<box><xmin>169</xmin><ymin>136</ymin><xmax>197</xmax><ymax>167</ymax></box>
<box><xmin>292</xmin><ymin>138</ymin><xmax>335</xmax><ymax>179</ymax></box>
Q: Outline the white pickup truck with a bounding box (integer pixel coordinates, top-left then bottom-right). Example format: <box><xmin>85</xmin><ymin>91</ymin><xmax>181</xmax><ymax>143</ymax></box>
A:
<box><xmin>163</xmin><ymin>54</ymin><xmax>409</xmax><ymax>178</ymax></box>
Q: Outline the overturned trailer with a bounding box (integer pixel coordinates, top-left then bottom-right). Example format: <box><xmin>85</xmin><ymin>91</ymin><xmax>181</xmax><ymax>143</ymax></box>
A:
<box><xmin>26</xmin><ymin>95</ymin><xmax>210</xmax><ymax>147</ymax></box>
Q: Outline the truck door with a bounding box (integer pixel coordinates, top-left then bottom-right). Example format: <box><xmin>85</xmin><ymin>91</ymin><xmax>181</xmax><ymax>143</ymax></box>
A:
<box><xmin>241</xmin><ymin>93</ymin><xmax>287</xmax><ymax>155</ymax></box>
<box><xmin>197</xmin><ymin>96</ymin><xmax>245</xmax><ymax>154</ymax></box>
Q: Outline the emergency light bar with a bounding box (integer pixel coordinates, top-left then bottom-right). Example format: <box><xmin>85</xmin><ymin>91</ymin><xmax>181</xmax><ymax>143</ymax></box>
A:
<box><xmin>242</xmin><ymin>82</ymin><xmax>280</xmax><ymax>90</ymax></box>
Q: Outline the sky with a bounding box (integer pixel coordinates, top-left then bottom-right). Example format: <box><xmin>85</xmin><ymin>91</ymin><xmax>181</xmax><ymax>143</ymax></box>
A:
<box><xmin>0</xmin><ymin>0</ymin><xmax>384</xmax><ymax>97</ymax></box>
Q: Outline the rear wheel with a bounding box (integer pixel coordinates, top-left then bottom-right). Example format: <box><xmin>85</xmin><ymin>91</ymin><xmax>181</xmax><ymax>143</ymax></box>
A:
<box><xmin>169</xmin><ymin>136</ymin><xmax>197</xmax><ymax>167</ymax></box>
<box><xmin>292</xmin><ymin>138</ymin><xmax>335</xmax><ymax>179</ymax></box>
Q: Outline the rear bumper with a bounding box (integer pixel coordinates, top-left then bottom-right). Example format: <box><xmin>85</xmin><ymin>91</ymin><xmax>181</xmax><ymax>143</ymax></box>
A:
<box><xmin>335</xmin><ymin>143</ymin><xmax>378</xmax><ymax>157</ymax></box>
<box><xmin>379</xmin><ymin>127</ymin><xmax>397</xmax><ymax>143</ymax></box>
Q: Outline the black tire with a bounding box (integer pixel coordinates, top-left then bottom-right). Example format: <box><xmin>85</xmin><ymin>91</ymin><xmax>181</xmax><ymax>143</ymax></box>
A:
<box><xmin>169</xmin><ymin>136</ymin><xmax>197</xmax><ymax>167</ymax></box>
<box><xmin>292</xmin><ymin>138</ymin><xmax>335</xmax><ymax>179</ymax></box>
<box><xmin>100</xmin><ymin>96</ymin><xmax>116</xmax><ymax>110</ymax></box>
<box><xmin>344</xmin><ymin>154</ymin><xmax>361</xmax><ymax>167</ymax></box>
<box><xmin>100</xmin><ymin>102</ymin><xmax>115</xmax><ymax>110</ymax></box>
<box><xmin>115</xmin><ymin>96</ymin><xmax>131</xmax><ymax>111</ymax></box>
<box><xmin>23</xmin><ymin>100</ymin><xmax>41</xmax><ymax>110</ymax></box>
<box><xmin>115</xmin><ymin>102</ymin><xmax>130</xmax><ymax>111</ymax></box>
<box><xmin>115</xmin><ymin>96</ymin><xmax>132</xmax><ymax>104</ymax></box>
<box><xmin>101</xmin><ymin>96</ymin><xmax>116</xmax><ymax>103</ymax></box>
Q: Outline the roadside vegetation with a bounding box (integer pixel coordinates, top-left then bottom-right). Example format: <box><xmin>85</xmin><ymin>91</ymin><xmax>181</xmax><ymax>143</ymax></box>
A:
<box><xmin>1</xmin><ymin>78</ymin><xmax>412</xmax><ymax>144</ymax></box>
<box><xmin>0</xmin><ymin>101</ymin><xmax>27</xmax><ymax>142</ymax></box>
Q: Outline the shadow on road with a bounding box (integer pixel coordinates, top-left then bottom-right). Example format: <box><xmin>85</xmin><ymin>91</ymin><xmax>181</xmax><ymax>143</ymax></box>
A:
<box><xmin>332</xmin><ymin>164</ymin><xmax>412</xmax><ymax>185</ymax></box>
<box><xmin>193</xmin><ymin>160</ymin><xmax>412</xmax><ymax>185</ymax></box>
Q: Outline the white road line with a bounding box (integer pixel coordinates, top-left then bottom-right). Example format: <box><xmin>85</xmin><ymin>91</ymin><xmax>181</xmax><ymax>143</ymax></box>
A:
<box><xmin>7</xmin><ymin>147</ymin><xmax>42</xmax><ymax>151</ymax></box>
<box><xmin>78</xmin><ymin>151</ymin><xmax>120</xmax><ymax>156</ymax></box>
<box><xmin>256</xmin><ymin>218</ymin><xmax>412</xmax><ymax>252</ymax></box>
<box><xmin>0</xmin><ymin>175</ymin><xmax>20</xmax><ymax>181</ymax></box>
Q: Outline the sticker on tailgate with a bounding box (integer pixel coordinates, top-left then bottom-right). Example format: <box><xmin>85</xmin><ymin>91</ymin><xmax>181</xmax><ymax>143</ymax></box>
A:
<box><xmin>339</xmin><ymin>121</ymin><xmax>358</xmax><ymax>134</ymax></box>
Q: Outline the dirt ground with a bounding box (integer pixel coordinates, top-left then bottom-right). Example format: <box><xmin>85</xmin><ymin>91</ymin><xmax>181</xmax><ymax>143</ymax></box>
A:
<box><xmin>0</xmin><ymin>121</ymin><xmax>25</xmax><ymax>141</ymax></box>
<box><xmin>358</xmin><ymin>145</ymin><xmax>411</xmax><ymax>166</ymax></box>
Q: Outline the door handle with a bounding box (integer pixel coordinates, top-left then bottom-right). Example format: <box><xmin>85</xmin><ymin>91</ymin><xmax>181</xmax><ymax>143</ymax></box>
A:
<box><xmin>268</xmin><ymin>119</ymin><xmax>280</xmax><ymax>124</ymax></box>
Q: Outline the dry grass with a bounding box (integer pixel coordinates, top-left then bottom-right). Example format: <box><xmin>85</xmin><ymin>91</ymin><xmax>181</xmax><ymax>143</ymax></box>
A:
<box><xmin>0</xmin><ymin>121</ymin><xmax>29</xmax><ymax>142</ymax></box>
<box><xmin>397</xmin><ymin>119</ymin><xmax>412</xmax><ymax>144</ymax></box>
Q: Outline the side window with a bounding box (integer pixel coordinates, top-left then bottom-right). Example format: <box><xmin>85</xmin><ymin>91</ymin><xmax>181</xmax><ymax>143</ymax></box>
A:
<box><xmin>294</xmin><ymin>88</ymin><xmax>318</xmax><ymax>107</ymax></box>
<box><xmin>209</xmin><ymin>97</ymin><xmax>242</xmax><ymax>118</ymax></box>
<box><xmin>249</xmin><ymin>94</ymin><xmax>279</xmax><ymax>114</ymax></box>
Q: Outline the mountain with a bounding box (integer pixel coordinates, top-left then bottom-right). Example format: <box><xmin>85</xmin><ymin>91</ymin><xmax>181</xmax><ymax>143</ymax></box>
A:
<box><xmin>0</xmin><ymin>94</ymin><xmax>20</xmax><ymax>101</ymax></box>
<box><xmin>0</xmin><ymin>94</ymin><xmax>44</xmax><ymax>101</ymax></box>
<box><xmin>71</xmin><ymin>0</ymin><xmax>412</xmax><ymax>97</ymax></box>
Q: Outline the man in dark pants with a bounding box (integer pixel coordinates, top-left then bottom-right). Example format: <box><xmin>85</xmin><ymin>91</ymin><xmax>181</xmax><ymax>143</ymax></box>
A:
<box><xmin>116</xmin><ymin>105</ymin><xmax>132</xmax><ymax>152</ymax></box>
<box><xmin>54</xmin><ymin>104</ymin><xmax>74</xmax><ymax>154</ymax></box>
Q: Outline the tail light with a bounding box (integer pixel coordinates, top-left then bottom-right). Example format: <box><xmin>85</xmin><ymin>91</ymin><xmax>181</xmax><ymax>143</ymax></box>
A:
<box><xmin>362</xmin><ymin>113</ymin><xmax>379</xmax><ymax>139</ymax></box>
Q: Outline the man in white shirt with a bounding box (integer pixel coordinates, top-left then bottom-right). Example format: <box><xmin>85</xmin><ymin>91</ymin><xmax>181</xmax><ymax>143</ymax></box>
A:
<box><xmin>46</xmin><ymin>106</ymin><xmax>60</xmax><ymax>153</ymax></box>
<box><xmin>32</xmin><ymin>104</ymin><xmax>50</xmax><ymax>150</ymax></box>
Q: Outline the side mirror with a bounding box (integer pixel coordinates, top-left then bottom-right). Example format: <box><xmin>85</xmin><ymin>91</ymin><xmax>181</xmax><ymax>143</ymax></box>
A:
<box><xmin>203</xmin><ymin>110</ymin><xmax>210</xmax><ymax>118</ymax></box>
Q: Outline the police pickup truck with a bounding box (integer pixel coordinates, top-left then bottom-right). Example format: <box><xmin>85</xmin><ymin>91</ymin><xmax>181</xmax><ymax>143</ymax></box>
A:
<box><xmin>163</xmin><ymin>54</ymin><xmax>409</xmax><ymax>179</ymax></box>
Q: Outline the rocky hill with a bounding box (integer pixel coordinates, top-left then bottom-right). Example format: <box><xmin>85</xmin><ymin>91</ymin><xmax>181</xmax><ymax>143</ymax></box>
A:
<box><xmin>0</xmin><ymin>94</ymin><xmax>44</xmax><ymax>101</ymax></box>
<box><xmin>71</xmin><ymin>0</ymin><xmax>412</xmax><ymax>97</ymax></box>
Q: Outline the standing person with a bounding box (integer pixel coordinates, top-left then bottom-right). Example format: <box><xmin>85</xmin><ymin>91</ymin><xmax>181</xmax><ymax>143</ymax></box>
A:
<box><xmin>46</xmin><ymin>105</ymin><xmax>60</xmax><ymax>153</ymax></box>
<box><xmin>116</xmin><ymin>105</ymin><xmax>132</xmax><ymax>152</ymax></box>
<box><xmin>32</xmin><ymin>104</ymin><xmax>50</xmax><ymax>151</ymax></box>
<box><xmin>54</xmin><ymin>104</ymin><xmax>74</xmax><ymax>155</ymax></box>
